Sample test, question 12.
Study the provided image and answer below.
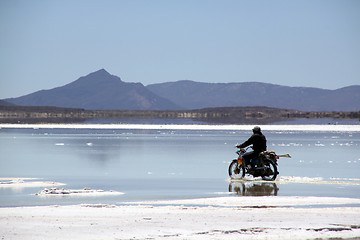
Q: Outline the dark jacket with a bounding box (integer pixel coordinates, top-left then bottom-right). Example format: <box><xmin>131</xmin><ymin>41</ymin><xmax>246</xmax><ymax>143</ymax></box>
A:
<box><xmin>239</xmin><ymin>132</ymin><xmax>267</xmax><ymax>153</ymax></box>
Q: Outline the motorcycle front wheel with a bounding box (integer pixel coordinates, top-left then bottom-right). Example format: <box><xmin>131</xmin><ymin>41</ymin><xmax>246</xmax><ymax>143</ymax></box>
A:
<box><xmin>261</xmin><ymin>159</ymin><xmax>278</xmax><ymax>181</ymax></box>
<box><xmin>228</xmin><ymin>160</ymin><xmax>245</xmax><ymax>179</ymax></box>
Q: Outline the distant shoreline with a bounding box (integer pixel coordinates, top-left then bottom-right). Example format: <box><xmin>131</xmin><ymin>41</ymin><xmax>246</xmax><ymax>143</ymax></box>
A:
<box><xmin>1</xmin><ymin>123</ymin><xmax>360</xmax><ymax>132</ymax></box>
<box><xmin>1</xmin><ymin>105</ymin><xmax>359</xmax><ymax>124</ymax></box>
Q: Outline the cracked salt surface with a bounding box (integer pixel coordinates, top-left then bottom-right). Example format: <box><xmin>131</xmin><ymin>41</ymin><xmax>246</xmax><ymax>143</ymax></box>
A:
<box><xmin>1</xmin><ymin>198</ymin><xmax>359</xmax><ymax>240</ymax></box>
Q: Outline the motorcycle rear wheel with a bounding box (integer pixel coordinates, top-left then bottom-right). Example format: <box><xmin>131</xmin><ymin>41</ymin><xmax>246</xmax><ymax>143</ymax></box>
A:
<box><xmin>261</xmin><ymin>159</ymin><xmax>278</xmax><ymax>181</ymax></box>
<box><xmin>228</xmin><ymin>161</ymin><xmax>245</xmax><ymax>179</ymax></box>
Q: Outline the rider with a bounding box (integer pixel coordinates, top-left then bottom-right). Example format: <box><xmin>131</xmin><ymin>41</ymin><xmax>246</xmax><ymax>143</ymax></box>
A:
<box><xmin>236</xmin><ymin>126</ymin><xmax>267</xmax><ymax>168</ymax></box>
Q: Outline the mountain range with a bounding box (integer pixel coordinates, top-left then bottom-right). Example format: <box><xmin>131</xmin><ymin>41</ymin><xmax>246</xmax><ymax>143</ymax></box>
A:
<box><xmin>147</xmin><ymin>81</ymin><xmax>360</xmax><ymax>111</ymax></box>
<box><xmin>3</xmin><ymin>69</ymin><xmax>180</xmax><ymax>110</ymax></box>
<box><xmin>2</xmin><ymin>69</ymin><xmax>360</xmax><ymax>111</ymax></box>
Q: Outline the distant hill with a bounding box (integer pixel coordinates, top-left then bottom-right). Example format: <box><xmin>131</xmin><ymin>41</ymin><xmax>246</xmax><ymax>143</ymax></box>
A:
<box><xmin>147</xmin><ymin>80</ymin><xmax>360</xmax><ymax>111</ymax></box>
<box><xmin>4</xmin><ymin>69</ymin><xmax>181</xmax><ymax>110</ymax></box>
<box><xmin>0</xmin><ymin>100</ymin><xmax>15</xmax><ymax>106</ymax></box>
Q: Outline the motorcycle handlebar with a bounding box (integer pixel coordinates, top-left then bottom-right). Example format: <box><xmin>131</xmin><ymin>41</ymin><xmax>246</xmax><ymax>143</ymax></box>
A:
<box><xmin>235</xmin><ymin>145</ymin><xmax>252</xmax><ymax>151</ymax></box>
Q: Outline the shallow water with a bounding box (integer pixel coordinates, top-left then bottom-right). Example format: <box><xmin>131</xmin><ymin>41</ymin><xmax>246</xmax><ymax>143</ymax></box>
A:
<box><xmin>0</xmin><ymin>126</ymin><xmax>359</xmax><ymax>207</ymax></box>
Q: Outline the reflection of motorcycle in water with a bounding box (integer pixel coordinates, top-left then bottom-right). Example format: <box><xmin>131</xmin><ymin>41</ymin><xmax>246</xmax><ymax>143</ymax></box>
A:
<box><xmin>229</xmin><ymin>181</ymin><xmax>279</xmax><ymax>196</ymax></box>
<box><xmin>228</xmin><ymin>147</ymin><xmax>291</xmax><ymax>181</ymax></box>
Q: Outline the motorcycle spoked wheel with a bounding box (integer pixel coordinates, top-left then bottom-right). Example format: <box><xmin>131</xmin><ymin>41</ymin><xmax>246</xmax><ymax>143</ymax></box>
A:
<box><xmin>261</xmin><ymin>159</ymin><xmax>278</xmax><ymax>181</ymax></box>
<box><xmin>228</xmin><ymin>161</ymin><xmax>245</xmax><ymax>179</ymax></box>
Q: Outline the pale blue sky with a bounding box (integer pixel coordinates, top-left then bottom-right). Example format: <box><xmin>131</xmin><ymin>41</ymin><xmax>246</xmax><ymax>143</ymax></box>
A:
<box><xmin>1</xmin><ymin>0</ymin><xmax>359</xmax><ymax>99</ymax></box>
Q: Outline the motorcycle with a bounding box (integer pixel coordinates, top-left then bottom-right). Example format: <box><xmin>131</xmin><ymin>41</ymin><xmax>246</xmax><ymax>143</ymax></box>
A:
<box><xmin>228</xmin><ymin>146</ymin><xmax>291</xmax><ymax>181</ymax></box>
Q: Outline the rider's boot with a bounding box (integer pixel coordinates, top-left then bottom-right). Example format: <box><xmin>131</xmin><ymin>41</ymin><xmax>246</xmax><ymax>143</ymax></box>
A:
<box><xmin>247</xmin><ymin>162</ymin><xmax>255</xmax><ymax>174</ymax></box>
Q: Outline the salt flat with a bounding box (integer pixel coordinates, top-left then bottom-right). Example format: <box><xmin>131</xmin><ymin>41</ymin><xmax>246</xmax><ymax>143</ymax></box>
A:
<box><xmin>1</xmin><ymin>196</ymin><xmax>360</xmax><ymax>240</ymax></box>
<box><xmin>1</xmin><ymin>125</ymin><xmax>359</xmax><ymax>239</ymax></box>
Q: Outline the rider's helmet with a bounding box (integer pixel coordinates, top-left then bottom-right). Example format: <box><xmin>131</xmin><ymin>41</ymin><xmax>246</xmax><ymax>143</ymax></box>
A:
<box><xmin>252</xmin><ymin>126</ymin><xmax>261</xmax><ymax>133</ymax></box>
